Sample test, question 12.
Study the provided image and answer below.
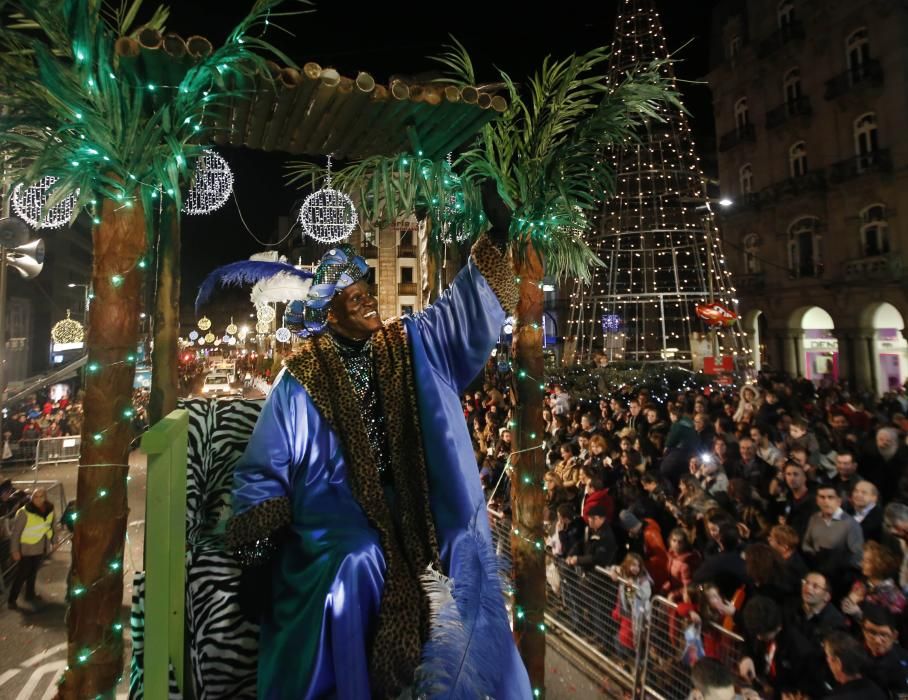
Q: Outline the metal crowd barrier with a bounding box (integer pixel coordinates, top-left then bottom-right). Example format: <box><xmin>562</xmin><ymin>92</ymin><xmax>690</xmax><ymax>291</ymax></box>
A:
<box><xmin>35</xmin><ymin>435</ymin><xmax>81</xmax><ymax>470</ymax></box>
<box><xmin>1</xmin><ymin>438</ymin><xmax>39</xmax><ymax>465</ymax></box>
<box><xmin>546</xmin><ymin>555</ymin><xmax>643</xmax><ymax>693</ymax></box>
<box><xmin>486</xmin><ymin>508</ymin><xmax>747</xmax><ymax>699</ymax></box>
<box><xmin>640</xmin><ymin>596</ymin><xmax>746</xmax><ymax>700</ymax></box>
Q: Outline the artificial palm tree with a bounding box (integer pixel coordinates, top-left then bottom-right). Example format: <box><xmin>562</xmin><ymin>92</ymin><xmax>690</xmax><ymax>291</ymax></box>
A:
<box><xmin>289</xmin><ymin>40</ymin><xmax>679</xmax><ymax>692</ymax></box>
<box><xmin>0</xmin><ymin>1</ymin><xmax>305</xmax><ymax>695</ymax></box>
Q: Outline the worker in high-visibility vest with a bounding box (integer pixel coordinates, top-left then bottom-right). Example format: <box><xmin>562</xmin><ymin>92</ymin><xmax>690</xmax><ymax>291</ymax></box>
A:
<box><xmin>7</xmin><ymin>487</ymin><xmax>55</xmax><ymax>611</ymax></box>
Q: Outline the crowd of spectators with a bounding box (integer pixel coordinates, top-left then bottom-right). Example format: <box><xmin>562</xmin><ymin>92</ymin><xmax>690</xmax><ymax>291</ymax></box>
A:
<box><xmin>467</xmin><ymin>364</ymin><xmax>908</xmax><ymax>698</ymax></box>
<box><xmin>1</xmin><ymin>387</ymin><xmax>151</xmax><ymax>463</ymax></box>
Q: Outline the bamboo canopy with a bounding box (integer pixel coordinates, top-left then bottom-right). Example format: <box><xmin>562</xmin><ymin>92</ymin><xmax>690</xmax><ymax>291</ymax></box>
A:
<box><xmin>115</xmin><ymin>27</ymin><xmax>505</xmax><ymax>160</ymax></box>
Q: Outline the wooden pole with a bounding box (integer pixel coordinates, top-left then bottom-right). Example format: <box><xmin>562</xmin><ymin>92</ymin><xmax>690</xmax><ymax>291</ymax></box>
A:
<box><xmin>58</xmin><ymin>192</ymin><xmax>146</xmax><ymax>699</ymax></box>
<box><xmin>149</xmin><ymin>200</ymin><xmax>180</xmax><ymax>426</ymax></box>
<box><xmin>509</xmin><ymin>240</ymin><xmax>546</xmax><ymax>695</ymax></box>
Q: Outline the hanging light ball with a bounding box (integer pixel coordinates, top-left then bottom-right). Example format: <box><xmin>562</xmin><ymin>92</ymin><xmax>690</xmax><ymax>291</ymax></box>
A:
<box><xmin>189</xmin><ymin>330</ymin><xmax>199</xmax><ymax>341</ymax></box>
<box><xmin>255</xmin><ymin>320</ymin><xmax>271</xmax><ymax>334</ymax></box>
<box><xmin>227</xmin><ymin>336</ymin><xmax>237</xmax><ymax>346</ymax></box>
<box><xmin>51</xmin><ymin>310</ymin><xmax>84</xmax><ymax>344</ymax></box>
<box><xmin>204</xmin><ymin>332</ymin><xmax>215</xmax><ymax>344</ymax></box>
<box><xmin>198</xmin><ymin>338</ymin><xmax>206</xmax><ymax>346</ymax></box>
<box><xmin>275</xmin><ymin>327</ymin><xmax>292</xmax><ymax>343</ymax></box>
<box><xmin>198</xmin><ymin>317</ymin><xmax>212</xmax><ymax>331</ymax></box>
<box><xmin>213</xmin><ymin>338</ymin><xmax>222</xmax><ymax>346</ymax></box>
<box><xmin>299</xmin><ymin>188</ymin><xmax>357</xmax><ymax>244</ymax></box>
<box><xmin>226</xmin><ymin>322</ymin><xmax>238</xmax><ymax>336</ymax></box>
<box><xmin>256</xmin><ymin>304</ymin><xmax>275</xmax><ymax>324</ymax></box>
<box><xmin>183</xmin><ymin>150</ymin><xmax>234</xmax><ymax>215</ymax></box>
<box><xmin>12</xmin><ymin>176</ymin><xmax>79</xmax><ymax>229</ymax></box>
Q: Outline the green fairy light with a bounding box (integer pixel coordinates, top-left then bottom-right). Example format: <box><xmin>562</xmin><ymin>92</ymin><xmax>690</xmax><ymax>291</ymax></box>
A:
<box><xmin>123</xmin><ymin>408</ymin><xmax>134</xmax><ymax>418</ymax></box>
<box><xmin>112</xmin><ymin>622</ymin><xmax>123</xmax><ymax>632</ymax></box>
<box><xmin>110</xmin><ymin>274</ymin><xmax>123</xmax><ymax>287</ymax></box>
<box><xmin>87</xmin><ymin>362</ymin><xmax>100</xmax><ymax>373</ymax></box>
<box><xmin>92</xmin><ymin>433</ymin><xmax>103</xmax><ymax>443</ymax></box>
<box><xmin>72</xmin><ymin>585</ymin><xmax>86</xmax><ymax>597</ymax></box>
<box><xmin>77</xmin><ymin>649</ymin><xmax>91</xmax><ymax>664</ymax></box>
<box><xmin>537</xmin><ymin>622</ymin><xmax>546</xmax><ymax>633</ymax></box>
<box><xmin>108</xmin><ymin>560</ymin><xmax>121</xmax><ymax>572</ymax></box>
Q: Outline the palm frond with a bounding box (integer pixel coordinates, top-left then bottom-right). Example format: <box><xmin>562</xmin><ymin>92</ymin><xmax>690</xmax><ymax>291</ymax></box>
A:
<box><xmin>0</xmin><ymin>0</ymin><xmax>312</xmax><ymax>233</ymax></box>
<box><xmin>442</xmin><ymin>42</ymin><xmax>681</xmax><ymax>281</ymax></box>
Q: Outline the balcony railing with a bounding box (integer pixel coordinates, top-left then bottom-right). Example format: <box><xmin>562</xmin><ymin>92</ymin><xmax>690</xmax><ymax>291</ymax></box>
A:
<box><xmin>398</xmin><ymin>282</ymin><xmax>417</xmax><ymax>295</ymax></box>
<box><xmin>398</xmin><ymin>244</ymin><xmax>417</xmax><ymax>257</ymax></box>
<box><xmin>843</xmin><ymin>253</ymin><xmax>904</xmax><ymax>282</ymax></box>
<box><xmin>829</xmin><ymin>149</ymin><xmax>892</xmax><ymax>183</ymax></box>
<box><xmin>825</xmin><ymin>59</ymin><xmax>884</xmax><ymax>100</ymax></box>
<box><xmin>765</xmin><ymin>95</ymin><xmax>812</xmax><ymax>129</ymax></box>
<box><xmin>361</xmin><ymin>243</ymin><xmax>378</xmax><ymax>258</ymax></box>
<box><xmin>718</xmin><ymin>123</ymin><xmax>756</xmax><ymax>152</ymax></box>
<box><xmin>757</xmin><ymin>20</ymin><xmax>806</xmax><ymax>58</ymax></box>
<box><xmin>768</xmin><ymin>171</ymin><xmax>826</xmax><ymax>199</ymax></box>
<box><xmin>737</xmin><ymin>273</ymin><xmax>766</xmax><ymax>292</ymax></box>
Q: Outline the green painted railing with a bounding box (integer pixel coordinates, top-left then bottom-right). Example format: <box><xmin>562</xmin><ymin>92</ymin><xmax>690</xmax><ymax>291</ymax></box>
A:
<box><xmin>140</xmin><ymin>409</ymin><xmax>188</xmax><ymax>697</ymax></box>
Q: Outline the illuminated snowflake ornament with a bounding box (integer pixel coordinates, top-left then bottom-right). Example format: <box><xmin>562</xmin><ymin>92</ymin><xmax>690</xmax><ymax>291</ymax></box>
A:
<box><xmin>299</xmin><ymin>155</ymin><xmax>357</xmax><ymax>244</ymax></box>
<box><xmin>183</xmin><ymin>150</ymin><xmax>234</xmax><ymax>215</ymax></box>
<box><xmin>275</xmin><ymin>327</ymin><xmax>292</xmax><ymax>343</ymax></box>
<box><xmin>12</xmin><ymin>176</ymin><xmax>79</xmax><ymax>229</ymax></box>
<box><xmin>198</xmin><ymin>317</ymin><xmax>212</xmax><ymax>331</ymax></box>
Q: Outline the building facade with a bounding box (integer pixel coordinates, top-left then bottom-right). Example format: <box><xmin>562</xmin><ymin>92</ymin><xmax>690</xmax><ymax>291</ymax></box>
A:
<box><xmin>708</xmin><ymin>0</ymin><xmax>908</xmax><ymax>394</ymax></box>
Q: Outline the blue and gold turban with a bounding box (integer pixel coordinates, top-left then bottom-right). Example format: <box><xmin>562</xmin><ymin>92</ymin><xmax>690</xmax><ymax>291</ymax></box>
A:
<box><xmin>292</xmin><ymin>244</ymin><xmax>369</xmax><ymax>334</ymax></box>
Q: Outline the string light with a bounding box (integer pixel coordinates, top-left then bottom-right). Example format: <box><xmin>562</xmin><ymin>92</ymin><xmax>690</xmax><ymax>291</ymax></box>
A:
<box><xmin>11</xmin><ymin>176</ymin><xmax>79</xmax><ymax>229</ymax></box>
<box><xmin>183</xmin><ymin>149</ymin><xmax>234</xmax><ymax>215</ymax></box>
<box><xmin>198</xmin><ymin>316</ymin><xmax>212</xmax><ymax>331</ymax></box>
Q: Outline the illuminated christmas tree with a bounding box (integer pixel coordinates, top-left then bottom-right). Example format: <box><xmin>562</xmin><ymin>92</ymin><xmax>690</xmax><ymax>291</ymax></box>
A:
<box><xmin>567</xmin><ymin>0</ymin><xmax>749</xmax><ymax>373</ymax></box>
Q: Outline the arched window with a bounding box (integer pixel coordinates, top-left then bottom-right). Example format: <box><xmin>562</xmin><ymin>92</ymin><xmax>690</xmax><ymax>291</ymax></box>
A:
<box><xmin>734</xmin><ymin>97</ymin><xmax>750</xmax><ymax>131</ymax></box>
<box><xmin>783</xmin><ymin>67</ymin><xmax>802</xmax><ymax>108</ymax></box>
<box><xmin>846</xmin><ymin>28</ymin><xmax>870</xmax><ymax>77</ymax></box>
<box><xmin>789</xmin><ymin>142</ymin><xmax>808</xmax><ymax>178</ymax></box>
<box><xmin>778</xmin><ymin>0</ymin><xmax>795</xmax><ymax>27</ymax></box>
<box><xmin>789</xmin><ymin>217</ymin><xmax>822</xmax><ymax>278</ymax></box>
<box><xmin>743</xmin><ymin>233</ymin><xmax>762</xmax><ymax>274</ymax></box>
<box><xmin>854</xmin><ymin>113</ymin><xmax>879</xmax><ymax>169</ymax></box>
<box><xmin>860</xmin><ymin>204</ymin><xmax>889</xmax><ymax>256</ymax></box>
<box><xmin>729</xmin><ymin>36</ymin><xmax>742</xmax><ymax>60</ymax></box>
<box><xmin>739</xmin><ymin>163</ymin><xmax>754</xmax><ymax>194</ymax></box>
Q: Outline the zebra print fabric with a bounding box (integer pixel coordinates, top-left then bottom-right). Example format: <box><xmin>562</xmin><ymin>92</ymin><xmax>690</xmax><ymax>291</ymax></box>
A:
<box><xmin>130</xmin><ymin>398</ymin><xmax>264</xmax><ymax>699</ymax></box>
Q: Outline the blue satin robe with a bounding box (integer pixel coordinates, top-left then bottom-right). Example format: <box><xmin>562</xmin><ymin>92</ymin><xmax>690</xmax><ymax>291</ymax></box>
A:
<box><xmin>233</xmin><ymin>258</ymin><xmax>532</xmax><ymax>699</ymax></box>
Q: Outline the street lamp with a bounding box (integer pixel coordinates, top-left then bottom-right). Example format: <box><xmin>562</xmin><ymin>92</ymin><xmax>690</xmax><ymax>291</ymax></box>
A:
<box><xmin>67</xmin><ymin>282</ymin><xmax>92</xmax><ymax>324</ymax></box>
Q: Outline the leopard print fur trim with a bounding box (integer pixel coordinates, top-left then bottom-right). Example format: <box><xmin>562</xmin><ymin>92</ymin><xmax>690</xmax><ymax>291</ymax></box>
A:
<box><xmin>283</xmin><ymin>324</ymin><xmax>439</xmax><ymax>698</ymax></box>
<box><xmin>471</xmin><ymin>233</ymin><xmax>518</xmax><ymax>313</ymax></box>
<box><xmin>225</xmin><ymin>496</ymin><xmax>291</xmax><ymax>549</ymax></box>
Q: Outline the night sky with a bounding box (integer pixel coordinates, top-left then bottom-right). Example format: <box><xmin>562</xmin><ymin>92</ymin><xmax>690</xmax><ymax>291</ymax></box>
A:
<box><xmin>166</xmin><ymin>0</ymin><xmax>720</xmax><ymax>308</ymax></box>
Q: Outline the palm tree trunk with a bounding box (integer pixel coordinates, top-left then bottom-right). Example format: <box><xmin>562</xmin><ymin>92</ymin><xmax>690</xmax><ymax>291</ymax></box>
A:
<box><xmin>149</xmin><ymin>201</ymin><xmax>180</xmax><ymax>425</ymax></box>
<box><xmin>58</xmin><ymin>195</ymin><xmax>146</xmax><ymax>699</ymax></box>
<box><xmin>509</xmin><ymin>240</ymin><xmax>546</xmax><ymax>695</ymax></box>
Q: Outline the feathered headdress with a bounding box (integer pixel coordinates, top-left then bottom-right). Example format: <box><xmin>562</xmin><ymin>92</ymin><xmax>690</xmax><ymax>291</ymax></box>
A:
<box><xmin>195</xmin><ymin>244</ymin><xmax>369</xmax><ymax>335</ymax></box>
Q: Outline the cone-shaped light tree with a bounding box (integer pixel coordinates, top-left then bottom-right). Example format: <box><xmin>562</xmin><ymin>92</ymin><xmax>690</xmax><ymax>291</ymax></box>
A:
<box><xmin>0</xmin><ymin>1</ymin><xmax>307</xmax><ymax>695</ymax></box>
<box><xmin>288</xmin><ymin>41</ymin><xmax>679</xmax><ymax>694</ymax></box>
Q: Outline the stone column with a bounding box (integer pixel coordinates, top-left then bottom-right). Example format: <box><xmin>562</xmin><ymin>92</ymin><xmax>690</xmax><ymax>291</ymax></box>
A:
<box><xmin>833</xmin><ymin>328</ymin><xmax>875</xmax><ymax>393</ymax></box>
<box><xmin>378</xmin><ymin>224</ymin><xmax>398</xmax><ymax>320</ymax></box>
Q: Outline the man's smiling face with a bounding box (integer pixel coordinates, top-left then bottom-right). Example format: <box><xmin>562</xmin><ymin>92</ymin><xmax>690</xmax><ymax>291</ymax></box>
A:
<box><xmin>327</xmin><ymin>281</ymin><xmax>381</xmax><ymax>340</ymax></box>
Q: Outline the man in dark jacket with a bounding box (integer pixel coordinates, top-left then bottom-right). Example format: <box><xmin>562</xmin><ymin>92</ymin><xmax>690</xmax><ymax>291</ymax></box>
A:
<box><xmin>822</xmin><ymin>630</ymin><xmax>886</xmax><ymax>699</ymax></box>
<box><xmin>861</xmin><ymin>604</ymin><xmax>908</xmax><ymax>698</ymax></box>
<box><xmin>565</xmin><ymin>505</ymin><xmax>617</xmax><ymax>569</ymax></box>
<box><xmin>563</xmin><ymin>505</ymin><xmax>617</xmax><ymax>637</ymax></box>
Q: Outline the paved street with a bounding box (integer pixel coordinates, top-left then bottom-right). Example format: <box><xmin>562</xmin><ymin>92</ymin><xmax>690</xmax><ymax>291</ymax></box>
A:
<box><xmin>0</xmin><ymin>373</ymin><xmax>260</xmax><ymax>699</ymax></box>
<box><xmin>0</xmin><ymin>450</ymin><xmax>147</xmax><ymax>699</ymax></box>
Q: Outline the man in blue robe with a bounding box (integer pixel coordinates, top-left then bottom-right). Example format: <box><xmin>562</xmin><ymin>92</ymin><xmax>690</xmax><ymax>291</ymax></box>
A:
<box><xmin>226</xmin><ymin>232</ymin><xmax>532</xmax><ymax>699</ymax></box>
